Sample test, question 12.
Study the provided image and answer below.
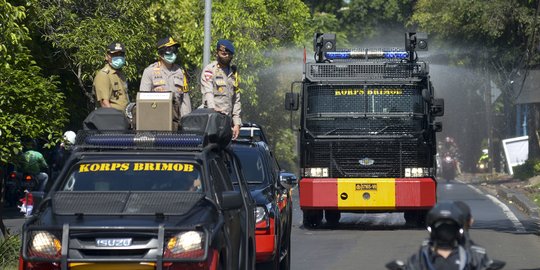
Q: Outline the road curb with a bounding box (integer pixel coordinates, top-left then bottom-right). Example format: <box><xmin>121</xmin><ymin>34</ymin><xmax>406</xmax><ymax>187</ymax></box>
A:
<box><xmin>456</xmin><ymin>175</ymin><xmax>540</xmax><ymax>221</ymax></box>
<box><xmin>496</xmin><ymin>187</ymin><xmax>540</xmax><ymax>220</ymax></box>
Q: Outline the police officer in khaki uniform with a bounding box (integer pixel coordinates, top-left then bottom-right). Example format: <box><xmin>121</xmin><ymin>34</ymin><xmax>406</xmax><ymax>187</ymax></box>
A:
<box><xmin>200</xmin><ymin>39</ymin><xmax>241</xmax><ymax>139</ymax></box>
<box><xmin>140</xmin><ymin>37</ymin><xmax>192</xmax><ymax>131</ymax></box>
<box><xmin>93</xmin><ymin>42</ymin><xmax>129</xmax><ymax>112</ymax></box>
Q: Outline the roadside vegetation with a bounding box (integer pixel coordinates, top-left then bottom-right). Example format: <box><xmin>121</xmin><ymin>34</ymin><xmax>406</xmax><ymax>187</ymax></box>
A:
<box><xmin>0</xmin><ymin>233</ymin><xmax>21</xmax><ymax>270</ymax></box>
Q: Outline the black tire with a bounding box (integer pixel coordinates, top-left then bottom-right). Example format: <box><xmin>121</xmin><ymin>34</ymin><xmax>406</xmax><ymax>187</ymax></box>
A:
<box><xmin>302</xmin><ymin>210</ymin><xmax>323</xmax><ymax>228</ymax></box>
<box><xmin>279</xmin><ymin>229</ymin><xmax>291</xmax><ymax>270</ymax></box>
<box><xmin>324</xmin><ymin>210</ymin><xmax>341</xmax><ymax>227</ymax></box>
<box><xmin>217</xmin><ymin>251</ymin><xmax>225</xmax><ymax>270</ymax></box>
<box><xmin>404</xmin><ymin>210</ymin><xmax>428</xmax><ymax>227</ymax></box>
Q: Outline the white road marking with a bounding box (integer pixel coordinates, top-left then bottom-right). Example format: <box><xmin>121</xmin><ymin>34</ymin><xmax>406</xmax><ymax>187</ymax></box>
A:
<box><xmin>467</xmin><ymin>184</ymin><xmax>484</xmax><ymax>195</ymax></box>
<box><xmin>485</xmin><ymin>194</ymin><xmax>526</xmax><ymax>233</ymax></box>
<box><xmin>465</xmin><ymin>183</ymin><xmax>526</xmax><ymax>232</ymax></box>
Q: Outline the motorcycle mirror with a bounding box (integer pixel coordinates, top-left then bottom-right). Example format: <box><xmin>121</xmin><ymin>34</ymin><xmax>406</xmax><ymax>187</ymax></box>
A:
<box><xmin>485</xmin><ymin>259</ymin><xmax>506</xmax><ymax>270</ymax></box>
<box><xmin>385</xmin><ymin>260</ymin><xmax>406</xmax><ymax>270</ymax></box>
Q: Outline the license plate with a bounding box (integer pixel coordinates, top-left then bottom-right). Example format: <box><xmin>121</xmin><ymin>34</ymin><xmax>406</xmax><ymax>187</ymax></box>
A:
<box><xmin>96</xmin><ymin>238</ymin><xmax>132</xmax><ymax>247</ymax></box>
<box><xmin>355</xmin><ymin>183</ymin><xmax>377</xmax><ymax>191</ymax></box>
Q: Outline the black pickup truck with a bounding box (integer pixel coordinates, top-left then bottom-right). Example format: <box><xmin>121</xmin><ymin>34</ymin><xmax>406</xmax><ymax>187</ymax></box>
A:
<box><xmin>20</xmin><ymin>111</ymin><xmax>256</xmax><ymax>270</ymax></box>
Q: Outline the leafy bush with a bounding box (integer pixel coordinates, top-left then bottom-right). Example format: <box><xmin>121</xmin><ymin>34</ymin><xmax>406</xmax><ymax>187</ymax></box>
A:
<box><xmin>0</xmin><ymin>234</ymin><xmax>21</xmax><ymax>269</ymax></box>
<box><xmin>513</xmin><ymin>159</ymin><xmax>540</xmax><ymax>180</ymax></box>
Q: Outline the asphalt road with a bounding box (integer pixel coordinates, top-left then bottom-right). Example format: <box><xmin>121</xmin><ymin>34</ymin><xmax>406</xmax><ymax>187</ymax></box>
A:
<box><xmin>290</xmin><ymin>179</ymin><xmax>540</xmax><ymax>270</ymax></box>
<box><xmin>4</xmin><ymin>178</ymin><xmax>540</xmax><ymax>269</ymax></box>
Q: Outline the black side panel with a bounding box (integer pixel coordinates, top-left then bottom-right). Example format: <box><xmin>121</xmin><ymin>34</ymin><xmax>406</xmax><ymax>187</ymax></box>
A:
<box><xmin>180</xmin><ymin>108</ymin><xmax>232</xmax><ymax>145</ymax></box>
<box><xmin>83</xmin><ymin>108</ymin><xmax>130</xmax><ymax>131</ymax></box>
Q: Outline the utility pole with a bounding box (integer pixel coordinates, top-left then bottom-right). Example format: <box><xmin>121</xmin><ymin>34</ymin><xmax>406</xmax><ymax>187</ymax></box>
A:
<box><xmin>484</xmin><ymin>50</ymin><xmax>494</xmax><ymax>175</ymax></box>
<box><xmin>203</xmin><ymin>0</ymin><xmax>212</xmax><ymax>68</ymax></box>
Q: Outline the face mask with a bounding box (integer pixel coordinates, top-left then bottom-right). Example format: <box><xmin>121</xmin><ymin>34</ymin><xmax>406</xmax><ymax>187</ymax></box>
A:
<box><xmin>110</xmin><ymin>56</ymin><xmax>125</xmax><ymax>69</ymax></box>
<box><xmin>163</xmin><ymin>52</ymin><xmax>177</xmax><ymax>64</ymax></box>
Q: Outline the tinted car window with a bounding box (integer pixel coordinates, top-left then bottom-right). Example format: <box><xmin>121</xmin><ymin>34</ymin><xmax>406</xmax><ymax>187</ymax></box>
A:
<box><xmin>61</xmin><ymin>162</ymin><xmax>202</xmax><ymax>192</ymax></box>
<box><xmin>233</xmin><ymin>149</ymin><xmax>267</xmax><ymax>184</ymax></box>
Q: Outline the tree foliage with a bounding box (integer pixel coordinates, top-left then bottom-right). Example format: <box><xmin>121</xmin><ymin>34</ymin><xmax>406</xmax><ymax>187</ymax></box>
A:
<box><xmin>152</xmin><ymin>0</ymin><xmax>310</xmax><ymax>107</ymax></box>
<box><xmin>30</xmin><ymin>0</ymin><xmax>160</xmax><ymax>111</ymax></box>
<box><xmin>412</xmin><ymin>0</ymin><xmax>540</xmax><ymax>161</ymax></box>
<box><xmin>0</xmin><ymin>0</ymin><xmax>67</xmax><ymax>163</ymax></box>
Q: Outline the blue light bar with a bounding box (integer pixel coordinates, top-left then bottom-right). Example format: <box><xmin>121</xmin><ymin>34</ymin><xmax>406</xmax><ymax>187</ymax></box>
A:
<box><xmin>84</xmin><ymin>134</ymin><xmax>204</xmax><ymax>148</ymax></box>
<box><xmin>325</xmin><ymin>50</ymin><xmax>408</xmax><ymax>60</ymax></box>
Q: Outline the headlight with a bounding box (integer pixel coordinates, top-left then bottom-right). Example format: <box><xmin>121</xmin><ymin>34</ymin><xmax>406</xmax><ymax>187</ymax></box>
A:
<box><xmin>29</xmin><ymin>231</ymin><xmax>61</xmax><ymax>257</ymax></box>
<box><xmin>304</xmin><ymin>167</ymin><xmax>329</xmax><ymax>177</ymax></box>
<box><xmin>404</xmin><ymin>167</ymin><xmax>431</xmax><ymax>177</ymax></box>
<box><xmin>254</xmin><ymin>206</ymin><xmax>267</xmax><ymax>224</ymax></box>
<box><xmin>166</xmin><ymin>231</ymin><xmax>204</xmax><ymax>255</ymax></box>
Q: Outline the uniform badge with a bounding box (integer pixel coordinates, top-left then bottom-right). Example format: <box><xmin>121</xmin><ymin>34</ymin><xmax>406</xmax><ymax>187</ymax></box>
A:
<box><xmin>204</xmin><ymin>70</ymin><xmax>213</xmax><ymax>81</ymax></box>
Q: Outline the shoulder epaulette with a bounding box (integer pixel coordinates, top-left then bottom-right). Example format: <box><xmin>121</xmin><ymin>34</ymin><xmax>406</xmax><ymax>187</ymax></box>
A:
<box><xmin>100</xmin><ymin>66</ymin><xmax>111</xmax><ymax>74</ymax></box>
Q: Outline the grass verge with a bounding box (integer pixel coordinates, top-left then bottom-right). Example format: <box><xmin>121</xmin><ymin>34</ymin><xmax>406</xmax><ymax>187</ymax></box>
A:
<box><xmin>1</xmin><ymin>233</ymin><xmax>21</xmax><ymax>269</ymax></box>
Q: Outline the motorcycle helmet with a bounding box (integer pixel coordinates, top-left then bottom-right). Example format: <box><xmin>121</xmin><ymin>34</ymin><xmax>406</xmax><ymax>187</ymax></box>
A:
<box><xmin>426</xmin><ymin>201</ymin><xmax>466</xmax><ymax>248</ymax></box>
<box><xmin>63</xmin><ymin>131</ymin><xmax>76</xmax><ymax>145</ymax></box>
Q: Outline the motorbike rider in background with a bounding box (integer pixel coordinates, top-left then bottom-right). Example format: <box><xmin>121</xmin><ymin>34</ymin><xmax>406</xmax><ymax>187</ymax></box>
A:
<box><xmin>18</xmin><ymin>139</ymin><xmax>49</xmax><ymax>191</ymax></box>
<box><xmin>50</xmin><ymin>131</ymin><xmax>76</xmax><ymax>179</ymax></box>
<box><xmin>440</xmin><ymin>136</ymin><xmax>462</xmax><ymax>175</ymax></box>
<box><xmin>476</xmin><ymin>149</ymin><xmax>489</xmax><ymax>173</ymax></box>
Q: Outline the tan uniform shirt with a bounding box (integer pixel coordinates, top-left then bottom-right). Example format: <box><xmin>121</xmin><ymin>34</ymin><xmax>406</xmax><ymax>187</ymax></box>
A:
<box><xmin>139</xmin><ymin>61</ymin><xmax>192</xmax><ymax>117</ymax></box>
<box><xmin>93</xmin><ymin>63</ymin><xmax>129</xmax><ymax>112</ymax></box>
<box><xmin>200</xmin><ymin>61</ymin><xmax>242</xmax><ymax>126</ymax></box>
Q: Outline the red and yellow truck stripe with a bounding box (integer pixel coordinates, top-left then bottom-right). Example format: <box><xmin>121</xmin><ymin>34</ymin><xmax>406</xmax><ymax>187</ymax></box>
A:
<box><xmin>299</xmin><ymin>178</ymin><xmax>436</xmax><ymax>210</ymax></box>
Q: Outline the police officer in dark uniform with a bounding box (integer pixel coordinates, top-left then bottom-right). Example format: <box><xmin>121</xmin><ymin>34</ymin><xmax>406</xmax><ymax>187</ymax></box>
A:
<box><xmin>387</xmin><ymin>201</ymin><xmax>503</xmax><ymax>270</ymax></box>
<box><xmin>93</xmin><ymin>42</ymin><xmax>129</xmax><ymax>112</ymax></box>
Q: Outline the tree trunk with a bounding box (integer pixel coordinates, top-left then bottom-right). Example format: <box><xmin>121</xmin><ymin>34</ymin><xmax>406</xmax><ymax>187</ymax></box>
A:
<box><xmin>528</xmin><ymin>103</ymin><xmax>540</xmax><ymax>160</ymax></box>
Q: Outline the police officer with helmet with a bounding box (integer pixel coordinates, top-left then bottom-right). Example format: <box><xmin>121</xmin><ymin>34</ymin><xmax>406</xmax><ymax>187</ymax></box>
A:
<box><xmin>139</xmin><ymin>36</ymin><xmax>192</xmax><ymax>130</ymax></box>
<box><xmin>93</xmin><ymin>42</ymin><xmax>130</xmax><ymax>112</ymax></box>
<box><xmin>200</xmin><ymin>39</ymin><xmax>242</xmax><ymax>139</ymax></box>
<box><xmin>387</xmin><ymin>201</ymin><xmax>504</xmax><ymax>270</ymax></box>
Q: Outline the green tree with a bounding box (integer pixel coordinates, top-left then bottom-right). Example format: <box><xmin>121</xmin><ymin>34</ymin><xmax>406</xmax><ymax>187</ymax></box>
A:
<box><xmin>0</xmin><ymin>0</ymin><xmax>67</xmax><ymax>164</ymax></box>
<box><xmin>412</xmin><ymin>0</ymin><xmax>540</xmax><ymax>162</ymax></box>
<box><xmin>0</xmin><ymin>0</ymin><xmax>67</xmax><ymax>237</ymax></box>
<box><xmin>341</xmin><ymin>0</ymin><xmax>415</xmax><ymax>44</ymax></box>
<box><xmin>30</xmin><ymin>0</ymin><xmax>160</xmax><ymax>118</ymax></box>
<box><xmin>153</xmin><ymin>0</ymin><xmax>310</xmax><ymax>107</ymax></box>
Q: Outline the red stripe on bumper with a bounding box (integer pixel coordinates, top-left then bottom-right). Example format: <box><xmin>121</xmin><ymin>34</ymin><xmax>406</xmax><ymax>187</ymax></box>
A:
<box><xmin>395</xmin><ymin>178</ymin><xmax>436</xmax><ymax>208</ymax></box>
<box><xmin>299</xmin><ymin>178</ymin><xmax>337</xmax><ymax>208</ymax></box>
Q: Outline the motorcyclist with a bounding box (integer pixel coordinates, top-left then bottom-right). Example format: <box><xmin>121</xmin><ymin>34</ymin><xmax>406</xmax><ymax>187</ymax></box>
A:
<box><xmin>387</xmin><ymin>201</ymin><xmax>503</xmax><ymax>270</ymax></box>
<box><xmin>19</xmin><ymin>140</ymin><xmax>49</xmax><ymax>191</ymax></box>
<box><xmin>477</xmin><ymin>149</ymin><xmax>489</xmax><ymax>173</ymax></box>
<box><xmin>50</xmin><ymin>131</ymin><xmax>76</xmax><ymax>176</ymax></box>
<box><xmin>440</xmin><ymin>137</ymin><xmax>461</xmax><ymax>178</ymax></box>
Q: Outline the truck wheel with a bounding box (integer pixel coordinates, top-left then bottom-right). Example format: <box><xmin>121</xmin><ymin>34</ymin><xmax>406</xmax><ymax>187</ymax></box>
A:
<box><xmin>302</xmin><ymin>210</ymin><xmax>323</xmax><ymax>228</ymax></box>
<box><xmin>279</xmin><ymin>233</ymin><xmax>291</xmax><ymax>270</ymax></box>
<box><xmin>404</xmin><ymin>210</ymin><xmax>427</xmax><ymax>227</ymax></box>
<box><xmin>324</xmin><ymin>210</ymin><xmax>341</xmax><ymax>227</ymax></box>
